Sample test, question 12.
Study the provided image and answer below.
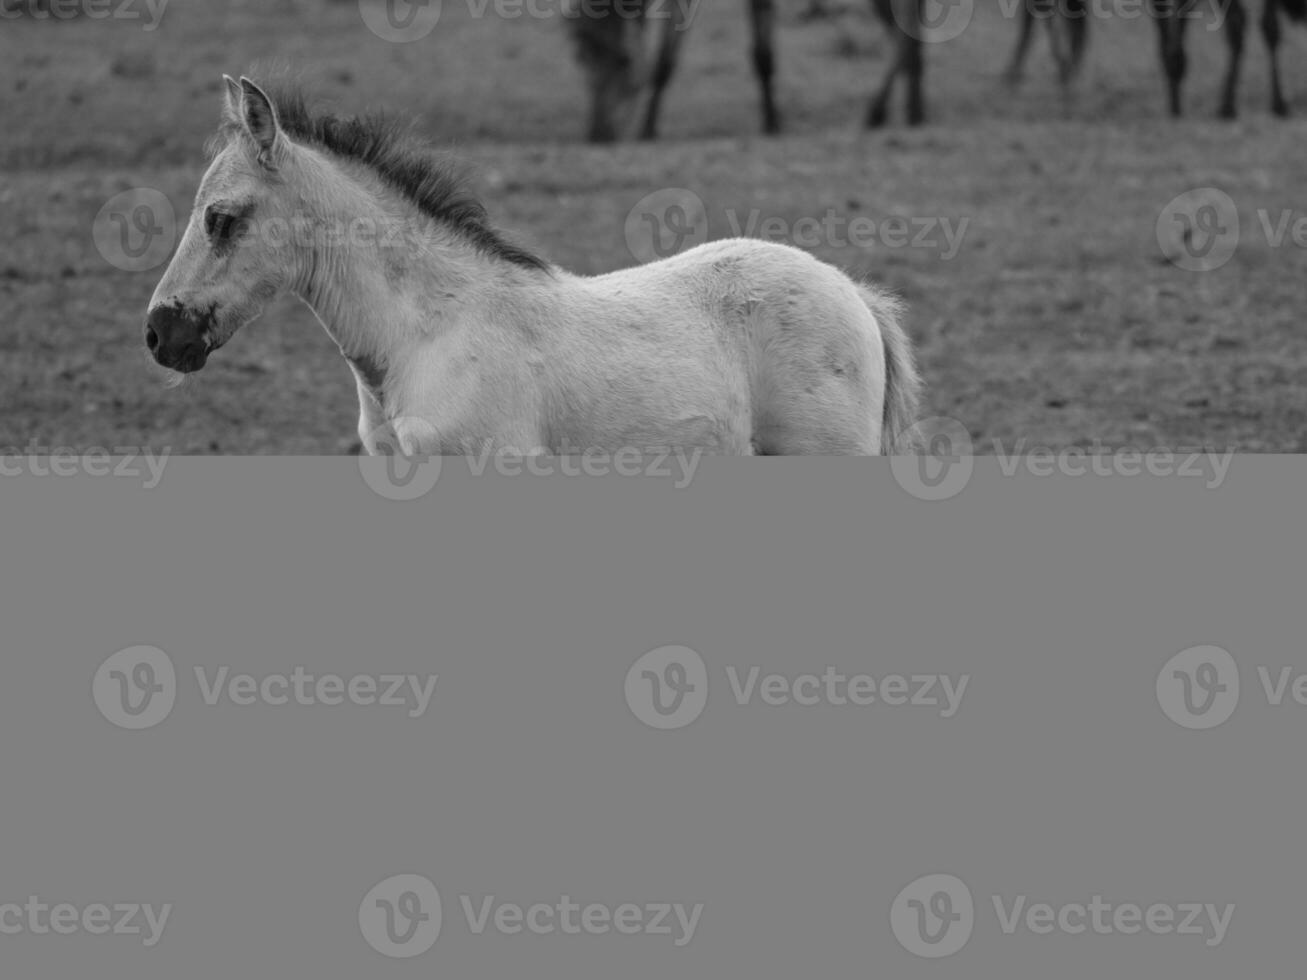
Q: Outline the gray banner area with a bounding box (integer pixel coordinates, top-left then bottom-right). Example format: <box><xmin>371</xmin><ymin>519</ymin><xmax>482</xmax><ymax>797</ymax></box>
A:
<box><xmin>0</xmin><ymin>457</ymin><xmax>1302</xmax><ymax>978</ymax></box>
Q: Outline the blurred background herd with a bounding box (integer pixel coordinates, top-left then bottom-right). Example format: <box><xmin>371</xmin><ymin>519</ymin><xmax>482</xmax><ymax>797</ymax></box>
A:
<box><xmin>1</xmin><ymin>0</ymin><xmax>1304</xmax><ymax>452</ymax></box>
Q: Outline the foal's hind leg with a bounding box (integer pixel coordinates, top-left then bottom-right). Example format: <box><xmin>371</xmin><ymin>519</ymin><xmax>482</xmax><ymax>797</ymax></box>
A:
<box><xmin>1263</xmin><ymin>0</ymin><xmax>1290</xmax><ymax>116</ymax></box>
<box><xmin>752</xmin><ymin>308</ymin><xmax>883</xmax><ymax>455</ymax></box>
<box><xmin>1219</xmin><ymin>0</ymin><xmax>1248</xmax><ymax>119</ymax></box>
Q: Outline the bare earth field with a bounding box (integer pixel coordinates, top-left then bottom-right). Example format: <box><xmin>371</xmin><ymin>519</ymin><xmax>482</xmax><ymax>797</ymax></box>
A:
<box><xmin>1</xmin><ymin>0</ymin><xmax>1304</xmax><ymax>453</ymax></box>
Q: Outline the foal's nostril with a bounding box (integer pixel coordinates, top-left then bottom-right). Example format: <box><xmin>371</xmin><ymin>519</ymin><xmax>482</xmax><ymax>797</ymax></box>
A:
<box><xmin>146</xmin><ymin>327</ymin><xmax>159</xmax><ymax>352</ymax></box>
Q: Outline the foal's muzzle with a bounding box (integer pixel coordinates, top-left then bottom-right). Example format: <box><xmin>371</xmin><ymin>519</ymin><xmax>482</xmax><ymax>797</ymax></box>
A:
<box><xmin>145</xmin><ymin>304</ymin><xmax>211</xmax><ymax>373</ymax></box>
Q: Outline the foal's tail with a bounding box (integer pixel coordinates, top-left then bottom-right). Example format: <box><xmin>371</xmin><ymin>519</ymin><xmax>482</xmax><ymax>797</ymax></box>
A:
<box><xmin>859</xmin><ymin>285</ymin><xmax>923</xmax><ymax>454</ymax></box>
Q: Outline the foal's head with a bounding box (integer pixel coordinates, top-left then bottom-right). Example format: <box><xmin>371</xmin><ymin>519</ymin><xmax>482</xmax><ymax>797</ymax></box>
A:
<box><xmin>145</xmin><ymin>75</ymin><xmax>546</xmax><ymax>374</ymax></box>
<box><xmin>146</xmin><ymin>77</ymin><xmax>304</xmax><ymax>373</ymax></box>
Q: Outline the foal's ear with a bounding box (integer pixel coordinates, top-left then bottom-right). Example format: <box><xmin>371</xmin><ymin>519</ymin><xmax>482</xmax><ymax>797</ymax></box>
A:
<box><xmin>237</xmin><ymin>77</ymin><xmax>283</xmax><ymax>169</ymax></box>
<box><xmin>221</xmin><ymin>74</ymin><xmax>242</xmax><ymax>122</ymax></box>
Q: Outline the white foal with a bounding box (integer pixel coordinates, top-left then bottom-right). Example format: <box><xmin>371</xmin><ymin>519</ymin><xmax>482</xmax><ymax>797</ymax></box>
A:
<box><xmin>146</xmin><ymin>76</ymin><xmax>922</xmax><ymax>456</ymax></box>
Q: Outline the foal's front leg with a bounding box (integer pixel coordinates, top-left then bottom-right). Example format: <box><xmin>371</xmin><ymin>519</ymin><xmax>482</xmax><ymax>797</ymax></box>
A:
<box><xmin>354</xmin><ymin>375</ymin><xmax>387</xmax><ymax>455</ymax></box>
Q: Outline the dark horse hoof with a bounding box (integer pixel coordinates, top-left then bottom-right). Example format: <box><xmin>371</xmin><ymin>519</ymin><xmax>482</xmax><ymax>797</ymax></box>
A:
<box><xmin>866</xmin><ymin>103</ymin><xmax>889</xmax><ymax>129</ymax></box>
<box><xmin>1218</xmin><ymin>103</ymin><xmax>1238</xmax><ymax>120</ymax></box>
<box><xmin>1273</xmin><ymin>99</ymin><xmax>1291</xmax><ymax>118</ymax></box>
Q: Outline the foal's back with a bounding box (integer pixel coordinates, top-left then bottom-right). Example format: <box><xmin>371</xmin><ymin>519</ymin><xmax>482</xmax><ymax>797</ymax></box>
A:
<box><xmin>558</xmin><ymin>240</ymin><xmax>898</xmax><ymax>454</ymax></box>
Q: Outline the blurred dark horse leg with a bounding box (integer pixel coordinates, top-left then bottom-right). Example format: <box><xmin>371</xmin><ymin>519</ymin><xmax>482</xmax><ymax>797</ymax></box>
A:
<box><xmin>1057</xmin><ymin>0</ymin><xmax>1090</xmax><ymax>87</ymax></box>
<box><xmin>638</xmin><ymin>13</ymin><xmax>689</xmax><ymax>140</ymax></box>
<box><xmin>751</xmin><ymin>0</ymin><xmax>782</xmax><ymax>134</ymax></box>
<box><xmin>1005</xmin><ymin>0</ymin><xmax>1090</xmax><ymax>114</ymax></box>
<box><xmin>1149</xmin><ymin>0</ymin><xmax>1305</xmax><ymax>120</ymax></box>
<box><xmin>1150</xmin><ymin>0</ymin><xmax>1191</xmax><ymax>116</ymax></box>
<box><xmin>1265</xmin><ymin>0</ymin><xmax>1305</xmax><ymax>115</ymax></box>
<box><xmin>1052</xmin><ymin>0</ymin><xmax>1090</xmax><ymax>113</ymax></box>
<box><xmin>1218</xmin><ymin>0</ymin><xmax>1247</xmax><ymax>118</ymax></box>
<box><xmin>867</xmin><ymin>0</ymin><xmax>925</xmax><ymax>127</ymax></box>
<box><xmin>572</xmin><ymin>4</ymin><xmax>644</xmax><ymax>142</ymax></box>
<box><xmin>573</xmin><ymin>0</ymin><xmax>782</xmax><ymax>142</ymax></box>
<box><xmin>1005</xmin><ymin>0</ymin><xmax>1041</xmax><ymax>86</ymax></box>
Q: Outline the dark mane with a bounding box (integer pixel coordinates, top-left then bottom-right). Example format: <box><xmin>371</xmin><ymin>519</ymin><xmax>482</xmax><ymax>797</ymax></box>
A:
<box><xmin>216</xmin><ymin>80</ymin><xmax>548</xmax><ymax>272</ymax></box>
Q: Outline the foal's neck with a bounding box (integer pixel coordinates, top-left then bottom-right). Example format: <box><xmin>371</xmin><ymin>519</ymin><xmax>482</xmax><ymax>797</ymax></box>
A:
<box><xmin>288</xmin><ymin>169</ymin><xmax>526</xmax><ymax>401</ymax></box>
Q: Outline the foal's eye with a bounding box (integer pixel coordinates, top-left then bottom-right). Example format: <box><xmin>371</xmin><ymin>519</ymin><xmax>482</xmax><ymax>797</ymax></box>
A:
<box><xmin>204</xmin><ymin>206</ymin><xmax>239</xmax><ymax>244</ymax></box>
